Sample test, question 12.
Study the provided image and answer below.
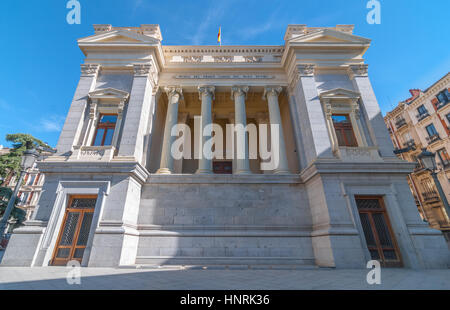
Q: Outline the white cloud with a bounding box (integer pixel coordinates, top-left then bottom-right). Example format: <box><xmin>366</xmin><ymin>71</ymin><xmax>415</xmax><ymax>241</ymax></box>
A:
<box><xmin>40</xmin><ymin>115</ymin><xmax>65</xmax><ymax>132</ymax></box>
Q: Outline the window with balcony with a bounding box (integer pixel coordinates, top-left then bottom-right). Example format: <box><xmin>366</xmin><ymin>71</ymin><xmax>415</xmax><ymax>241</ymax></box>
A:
<box><xmin>420</xmin><ymin>178</ymin><xmax>440</xmax><ymax>203</ymax></box>
<box><xmin>402</xmin><ymin>131</ymin><xmax>414</xmax><ymax>148</ymax></box>
<box><xmin>425</xmin><ymin>123</ymin><xmax>440</xmax><ymax>144</ymax></box>
<box><xmin>92</xmin><ymin>114</ymin><xmax>118</xmax><ymax>146</ymax></box>
<box><xmin>437</xmin><ymin>148</ymin><xmax>450</xmax><ymax>168</ymax></box>
<box><xmin>416</xmin><ymin>105</ymin><xmax>429</xmax><ymax>121</ymax></box>
<box><xmin>436</xmin><ymin>89</ymin><xmax>450</xmax><ymax>105</ymax></box>
<box><xmin>395</xmin><ymin>116</ymin><xmax>407</xmax><ymax>129</ymax></box>
<box><xmin>331</xmin><ymin>114</ymin><xmax>358</xmax><ymax>147</ymax></box>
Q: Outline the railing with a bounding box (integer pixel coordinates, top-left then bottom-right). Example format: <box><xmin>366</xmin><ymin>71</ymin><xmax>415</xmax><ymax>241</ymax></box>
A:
<box><xmin>403</xmin><ymin>139</ymin><xmax>416</xmax><ymax>148</ymax></box>
<box><xmin>425</xmin><ymin>134</ymin><xmax>440</xmax><ymax>144</ymax></box>
<box><xmin>422</xmin><ymin>191</ymin><xmax>440</xmax><ymax>203</ymax></box>
<box><xmin>436</xmin><ymin>99</ymin><xmax>449</xmax><ymax>110</ymax></box>
<box><xmin>395</xmin><ymin>118</ymin><xmax>407</xmax><ymax>129</ymax></box>
<box><xmin>438</xmin><ymin>220</ymin><xmax>450</xmax><ymax>229</ymax></box>
<box><xmin>416</xmin><ymin>111</ymin><xmax>430</xmax><ymax>122</ymax></box>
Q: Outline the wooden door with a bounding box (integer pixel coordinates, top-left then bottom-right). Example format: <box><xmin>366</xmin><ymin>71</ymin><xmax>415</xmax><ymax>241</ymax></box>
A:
<box><xmin>51</xmin><ymin>195</ymin><xmax>97</xmax><ymax>266</ymax></box>
<box><xmin>355</xmin><ymin>196</ymin><xmax>402</xmax><ymax>267</ymax></box>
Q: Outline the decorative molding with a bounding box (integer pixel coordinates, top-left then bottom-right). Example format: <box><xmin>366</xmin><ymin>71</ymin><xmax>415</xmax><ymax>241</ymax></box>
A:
<box><xmin>263</xmin><ymin>86</ymin><xmax>283</xmax><ymax>100</ymax></box>
<box><xmin>133</xmin><ymin>64</ymin><xmax>152</xmax><ymax>76</ymax></box>
<box><xmin>183</xmin><ymin>55</ymin><xmax>203</xmax><ymax>63</ymax></box>
<box><xmin>164</xmin><ymin>86</ymin><xmax>183</xmax><ymax>103</ymax></box>
<box><xmin>231</xmin><ymin>85</ymin><xmax>249</xmax><ymax>100</ymax></box>
<box><xmin>80</xmin><ymin>64</ymin><xmax>100</xmax><ymax>77</ymax></box>
<box><xmin>213</xmin><ymin>56</ymin><xmax>233</xmax><ymax>63</ymax></box>
<box><xmin>348</xmin><ymin>64</ymin><xmax>369</xmax><ymax>79</ymax></box>
<box><xmin>93</xmin><ymin>24</ymin><xmax>112</xmax><ymax>33</ymax></box>
<box><xmin>296</xmin><ymin>64</ymin><xmax>315</xmax><ymax>77</ymax></box>
<box><xmin>243</xmin><ymin>56</ymin><xmax>263</xmax><ymax>63</ymax></box>
<box><xmin>174</xmin><ymin>74</ymin><xmax>275</xmax><ymax>80</ymax></box>
<box><xmin>198</xmin><ymin>85</ymin><xmax>215</xmax><ymax>101</ymax></box>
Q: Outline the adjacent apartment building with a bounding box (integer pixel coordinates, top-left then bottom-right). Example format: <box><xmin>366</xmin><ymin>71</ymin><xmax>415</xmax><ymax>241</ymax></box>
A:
<box><xmin>2</xmin><ymin>24</ymin><xmax>448</xmax><ymax>268</ymax></box>
<box><xmin>384</xmin><ymin>73</ymin><xmax>450</xmax><ymax>239</ymax></box>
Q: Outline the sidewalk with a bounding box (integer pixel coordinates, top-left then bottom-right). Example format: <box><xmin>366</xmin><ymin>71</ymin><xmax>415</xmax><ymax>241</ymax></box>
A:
<box><xmin>0</xmin><ymin>266</ymin><xmax>449</xmax><ymax>290</ymax></box>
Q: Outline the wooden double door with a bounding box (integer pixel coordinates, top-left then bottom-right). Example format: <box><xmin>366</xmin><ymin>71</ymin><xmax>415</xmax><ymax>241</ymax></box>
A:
<box><xmin>355</xmin><ymin>196</ymin><xmax>403</xmax><ymax>267</ymax></box>
<box><xmin>51</xmin><ymin>195</ymin><xmax>97</xmax><ymax>266</ymax></box>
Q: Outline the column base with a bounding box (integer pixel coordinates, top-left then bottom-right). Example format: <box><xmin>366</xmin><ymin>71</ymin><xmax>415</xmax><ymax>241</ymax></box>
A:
<box><xmin>234</xmin><ymin>170</ymin><xmax>252</xmax><ymax>175</ymax></box>
<box><xmin>195</xmin><ymin>169</ymin><xmax>213</xmax><ymax>175</ymax></box>
<box><xmin>156</xmin><ymin>168</ymin><xmax>172</xmax><ymax>175</ymax></box>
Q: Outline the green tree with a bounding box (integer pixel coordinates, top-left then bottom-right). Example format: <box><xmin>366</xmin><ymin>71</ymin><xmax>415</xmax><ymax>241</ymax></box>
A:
<box><xmin>0</xmin><ymin>133</ymin><xmax>50</xmax><ymax>179</ymax></box>
<box><xmin>0</xmin><ymin>187</ymin><xmax>26</xmax><ymax>228</ymax></box>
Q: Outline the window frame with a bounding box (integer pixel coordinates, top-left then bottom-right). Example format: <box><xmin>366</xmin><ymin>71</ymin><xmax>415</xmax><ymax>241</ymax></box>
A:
<box><xmin>331</xmin><ymin>114</ymin><xmax>358</xmax><ymax>147</ymax></box>
<box><xmin>92</xmin><ymin>113</ymin><xmax>118</xmax><ymax>147</ymax></box>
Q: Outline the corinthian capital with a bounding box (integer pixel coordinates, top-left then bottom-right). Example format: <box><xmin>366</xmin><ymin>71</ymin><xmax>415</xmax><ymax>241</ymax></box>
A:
<box><xmin>263</xmin><ymin>86</ymin><xmax>283</xmax><ymax>100</ymax></box>
<box><xmin>81</xmin><ymin>64</ymin><xmax>100</xmax><ymax>77</ymax></box>
<box><xmin>164</xmin><ymin>86</ymin><xmax>183</xmax><ymax>103</ymax></box>
<box><xmin>133</xmin><ymin>64</ymin><xmax>152</xmax><ymax>77</ymax></box>
<box><xmin>231</xmin><ymin>85</ymin><xmax>249</xmax><ymax>100</ymax></box>
<box><xmin>348</xmin><ymin>64</ymin><xmax>368</xmax><ymax>79</ymax></box>
<box><xmin>198</xmin><ymin>85</ymin><xmax>215</xmax><ymax>100</ymax></box>
<box><xmin>296</xmin><ymin>64</ymin><xmax>315</xmax><ymax>77</ymax></box>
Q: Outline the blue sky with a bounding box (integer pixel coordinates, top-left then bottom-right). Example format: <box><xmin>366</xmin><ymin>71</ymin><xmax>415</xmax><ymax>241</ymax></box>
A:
<box><xmin>0</xmin><ymin>0</ymin><xmax>449</xmax><ymax>147</ymax></box>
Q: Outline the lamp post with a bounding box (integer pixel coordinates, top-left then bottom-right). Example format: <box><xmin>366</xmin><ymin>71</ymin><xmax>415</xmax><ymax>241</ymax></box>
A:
<box><xmin>417</xmin><ymin>148</ymin><xmax>450</xmax><ymax>220</ymax></box>
<box><xmin>0</xmin><ymin>142</ymin><xmax>39</xmax><ymax>238</ymax></box>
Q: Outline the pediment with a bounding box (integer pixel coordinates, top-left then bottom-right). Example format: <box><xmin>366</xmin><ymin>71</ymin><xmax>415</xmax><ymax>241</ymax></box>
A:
<box><xmin>88</xmin><ymin>88</ymin><xmax>130</xmax><ymax>101</ymax></box>
<box><xmin>78</xmin><ymin>29</ymin><xmax>160</xmax><ymax>45</ymax></box>
<box><xmin>319</xmin><ymin>88</ymin><xmax>361</xmax><ymax>100</ymax></box>
<box><xmin>288</xmin><ymin>29</ymin><xmax>371</xmax><ymax>45</ymax></box>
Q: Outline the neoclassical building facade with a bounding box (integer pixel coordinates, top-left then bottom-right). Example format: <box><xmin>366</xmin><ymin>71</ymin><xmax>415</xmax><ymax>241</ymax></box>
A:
<box><xmin>2</xmin><ymin>24</ymin><xmax>448</xmax><ymax>268</ymax></box>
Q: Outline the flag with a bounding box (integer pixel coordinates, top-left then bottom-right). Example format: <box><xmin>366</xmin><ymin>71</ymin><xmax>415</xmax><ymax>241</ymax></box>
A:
<box><xmin>217</xmin><ymin>26</ymin><xmax>221</xmax><ymax>45</ymax></box>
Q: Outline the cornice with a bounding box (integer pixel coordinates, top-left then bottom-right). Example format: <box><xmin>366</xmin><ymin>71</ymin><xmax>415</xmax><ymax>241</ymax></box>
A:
<box><xmin>407</xmin><ymin>73</ymin><xmax>450</xmax><ymax>109</ymax></box>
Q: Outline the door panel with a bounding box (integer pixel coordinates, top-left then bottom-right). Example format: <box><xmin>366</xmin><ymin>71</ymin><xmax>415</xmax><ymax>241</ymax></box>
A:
<box><xmin>51</xmin><ymin>195</ymin><xmax>97</xmax><ymax>266</ymax></box>
<box><xmin>355</xmin><ymin>196</ymin><xmax>402</xmax><ymax>267</ymax></box>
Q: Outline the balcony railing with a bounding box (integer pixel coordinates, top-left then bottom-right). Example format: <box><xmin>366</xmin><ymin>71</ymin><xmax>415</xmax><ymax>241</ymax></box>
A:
<box><xmin>422</xmin><ymin>191</ymin><xmax>440</xmax><ymax>203</ymax></box>
<box><xmin>438</xmin><ymin>220</ymin><xmax>450</xmax><ymax>229</ymax></box>
<box><xmin>403</xmin><ymin>139</ymin><xmax>416</xmax><ymax>148</ymax></box>
<box><xmin>395</xmin><ymin>118</ymin><xmax>407</xmax><ymax>129</ymax></box>
<box><xmin>416</xmin><ymin>111</ymin><xmax>430</xmax><ymax>122</ymax></box>
<box><xmin>436</xmin><ymin>100</ymin><xmax>449</xmax><ymax>110</ymax></box>
<box><xmin>425</xmin><ymin>134</ymin><xmax>440</xmax><ymax>144</ymax></box>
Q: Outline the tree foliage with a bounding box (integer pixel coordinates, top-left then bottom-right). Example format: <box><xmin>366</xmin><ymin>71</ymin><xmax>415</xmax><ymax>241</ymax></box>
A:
<box><xmin>0</xmin><ymin>133</ymin><xmax>50</xmax><ymax>179</ymax></box>
<box><xmin>0</xmin><ymin>187</ymin><xmax>26</xmax><ymax>226</ymax></box>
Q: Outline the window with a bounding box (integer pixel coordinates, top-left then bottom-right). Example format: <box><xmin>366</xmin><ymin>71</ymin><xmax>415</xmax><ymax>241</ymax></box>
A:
<box><xmin>355</xmin><ymin>196</ymin><xmax>402</xmax><ymax>267</ymax></box>
<box><xmin>425</xmin><ymin>123</ymin><xmax>438</xmax><ymax>137</ymax></box>
<box><xmin>417</xmin><ymin>105</ymin><xmax>428</xmax><ymax>115</ymax></box>
<box><xmin>437</xmin><ymin>148</ymin><xmax>450</xmax><ymax>166</ymax></box>
<box><xmin>331</xmin><ymin>114</ymin><xmax>358</xmax><ymax>147</ymax></box>
<box><xmin>92</xmin><ymin>114</ymin><xmax>117</xmax><ymax>146</ymax></box>
<box><xmin>437</xmin><ymin>89</ymin><xmax>450</xmax><ymax>104</ymax></box>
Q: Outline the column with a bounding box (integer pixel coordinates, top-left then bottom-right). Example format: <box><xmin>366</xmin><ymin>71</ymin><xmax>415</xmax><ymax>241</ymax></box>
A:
<box><xmin>231</xmin><ymin>86</ymin><xmax>251</xmax><ymax>174</ymax></box>
<box><xmin>118</xmin><ymin>64</ymin><xmax>155</xmax><ymax>163</ymax></box>
<box><xmin>196</xmin><ymin>86</ymin><xmax>215</xmax><ymax>174</ymax></box>
<box><xmin>263</xmin><ymin>86</ymin><xmax>290</xmax><ymax>174</ymax></box>
<box><xmin>173</xmin><ymin>113</ymin><xmax>189</xmax><ymax>174</ymax></box>
<box><xmin>291</xmin><ymin>64</ymin><xmax>333</xmax><ymax>165</ymax></box>
<box><xmin>157</xmin><ymin>86</ymin><xmax>182</xmax><ymax>174</ymax></box>
<box><xmin>348</xmin><ymin>64</ymin><xmax>395</xmax><ymax>157</ymax></box>
<box><xmin>56</xmin><ymin>64</ymin><xmax>99</xmax><ymax>155</ymax></box>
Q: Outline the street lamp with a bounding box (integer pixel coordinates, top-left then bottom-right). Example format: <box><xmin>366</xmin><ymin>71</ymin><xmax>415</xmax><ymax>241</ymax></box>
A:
<box><xmin>0</xmin><ymin>142</ymin><xmax>39</xmax><ymax>238</ymax></box>
<box><xmin>417</xmin><ymin>147</ymin><xmax>450</xmax><ymax>221</ymax></box>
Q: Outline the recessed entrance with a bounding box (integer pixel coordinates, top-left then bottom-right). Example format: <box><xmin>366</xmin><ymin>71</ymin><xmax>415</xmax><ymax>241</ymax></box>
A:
<box><xmin>355</xmin><ymin>196</ymin><xmax>403</xmax><ymax>267</ymax></box>
<box><xmin>51</xmin><ymin>195</ymin><xmax>97</xmax><ymax>266</ymax></box>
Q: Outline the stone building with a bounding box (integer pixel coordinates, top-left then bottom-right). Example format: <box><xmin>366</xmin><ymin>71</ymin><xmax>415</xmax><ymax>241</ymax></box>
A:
<box><xmin>384</xmin><ymin>73</ymin><xmax>450</xmax><ymax>239</ymax></box>
<box><xmin>2</xmin><ymin>24</ymin><xmax>448</xmax><ymax>268</ymax></box>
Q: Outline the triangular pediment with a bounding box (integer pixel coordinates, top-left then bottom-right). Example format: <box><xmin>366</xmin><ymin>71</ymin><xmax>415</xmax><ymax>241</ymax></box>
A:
<box><xmin>88</xmin><ymin>88</ymin><xmax>130</xmax><ymax>100</ymax></box>
<box><xmin>289</xmin><ymin>29</ymin><xmax>371</xmax><ymax>45</ymax></box>
<box><xmin>78</xmin><ymin>29</ymin><xmax>160</xmax><ymax>45</ymax></box>
<box><xmin>319</xmin><ymin>88</ymin><xmax>361</xmax><ymax>100</ymax></box>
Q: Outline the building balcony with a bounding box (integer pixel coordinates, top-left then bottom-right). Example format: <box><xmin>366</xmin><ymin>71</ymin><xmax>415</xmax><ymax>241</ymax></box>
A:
<box><xmin>416</xmin><ymin>112</ymin><xmax>430</xmax><ymax>122</ymax></box>
<box><xmin>438</xmin><ymin>220</ymin><xmax>450</xmax><ymax>229</ymax></box>
<box><xmin>395</xmin><ymin>118</ymin><xmax>407</xmax><ymax>129</ymax></box>
<box><xmin>422</xmin><ymin>191</ymin><xmax>440</xmax><ymax>203</ymax></box>
<box><xmin>436</xmin><ymin>100</ymin><xmax>449</xmax><ymax>110</ymax></box>
<box><xmin>425</xmin><ymin>134</ymin><xmax>441</xmax><ymax>145</ymax></box>
<box><xmin>403</xmin><ymin>139</ymin><xmax>416</xmax><ymax>148</ymax></box>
